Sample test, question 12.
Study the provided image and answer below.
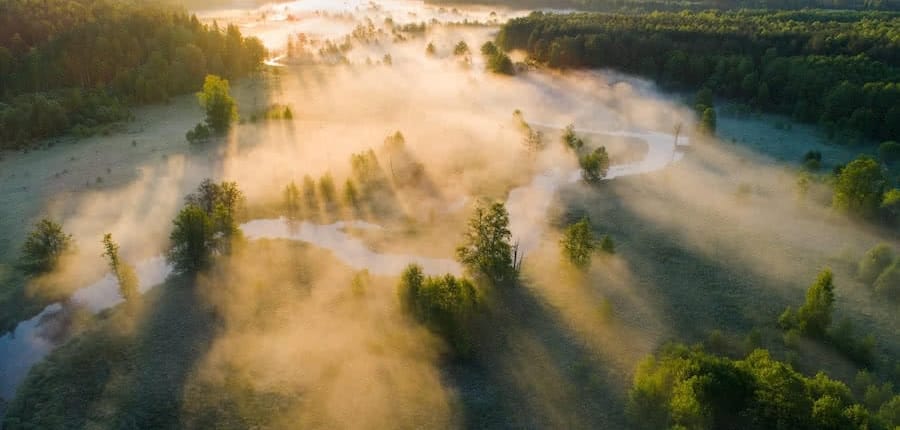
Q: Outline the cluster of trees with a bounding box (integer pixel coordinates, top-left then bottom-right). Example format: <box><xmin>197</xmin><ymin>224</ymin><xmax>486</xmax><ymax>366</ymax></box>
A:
<box><xmin>167</xmin><ymin>180</ymin><xmax>244</xmax><ymax>273</ymax></box>
<box><xmin>187</xmin><ymin>75</ymin><xmax>237</xmax><ymax>143</ymax></box>
<box><xmin>0</xmin><ymin>0</ymin><xmax>266</xmax><ymax>148</ymax></box>
<box><xmin>628</xmin><ymin>344</ymin><xmax>900</xmax><ymax>430</ymax></box>
<box><xmin>498</xmin><ymin>11</ymin><xmax>900</xmax><ymax>143</ymax></box>
<box><xmin>480</xmin><ymin>41</ymin><xmax>515</xmax><ymax>75</ymax></box>
<box><xmin>397</xmin><ymin>265</ymin><xmax>480</xmax><ymax>354</ymax></box>
<box><xmin>560</xmin><ymin>217</ymin><xmax>614</xmax><ymax>268</ymax></box>
<box><xmin>858</xmin><ymin>243</ymin><xmax>900</xmax><ymax>299</ymax></box>
<box><xmin>831</xmin><ymin>155</ymin><xmax>898</xmax><ymax>222</ymax></box>
<box><xmin>562</xmin><ymin>124</ymin><xmax>610</xmax><ymax>182</ymax></box>
<box><xmin>282</xmin><ymin>173</ymin><xmax>340</xmax><ymax>220</ymax></box>
<box><xmin>779</xmin><ymin>269</ymin><xmax>876</xmax><ymax>366</ymax></box>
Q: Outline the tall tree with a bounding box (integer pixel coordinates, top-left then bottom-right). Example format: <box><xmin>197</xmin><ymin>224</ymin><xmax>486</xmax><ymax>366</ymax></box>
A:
<box><xmin>833</xmin><ymin>156</ymin><xmax>887</xmax><ymax>219</ymax></box>
<box><xmin>797</xmin><ymin>269</ymin><xmax>836</xmax><ymax>337</ymax></box>
<box><xmin>456</xmin><ymin>202</ymin><xmax>515</xmax><ymax>285</ymax></box>
<box><xmin>101</xmin><ymin>233</ymin><xmax>139</xmax><ymax>305</ymax></box>
<box><xmin>197</xmin><ymin>74</ymin><xmax>237</xmax><ymax>134</ymax></box>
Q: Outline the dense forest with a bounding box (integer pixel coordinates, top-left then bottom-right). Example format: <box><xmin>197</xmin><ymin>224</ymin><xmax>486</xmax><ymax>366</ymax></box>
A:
<box><xmin>498</xmin><ymin>10</ymin><xmax>900</xmax><ymax>143</ymax></box>
<box><xmin>0</xmin><ymin>0</ymin><xmax>266</xmax><ymax>148</ymax></box>
<box><xmin>427</xmin><ymin>0</ymin><xmax>900</xmax><ymax>11</ymax></box>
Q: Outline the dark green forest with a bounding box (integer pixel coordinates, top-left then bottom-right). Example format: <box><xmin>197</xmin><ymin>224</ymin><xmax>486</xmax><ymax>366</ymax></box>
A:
<box><xmin>0</xmin><ymin>0</ymin><xmax>266</xmax><ymax>148</ymax></box>
<box><xmin>427</xmin><ymin>0</ymin><xmax>900</xmax><ymax>11</ymax></box>
<box><xmin>498</xmin><ymin>10</ymin><xmax>900</xmax><ymax>143</ymax></box>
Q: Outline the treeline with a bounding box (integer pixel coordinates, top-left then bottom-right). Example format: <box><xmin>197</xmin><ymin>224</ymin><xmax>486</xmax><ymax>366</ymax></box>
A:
<box><xmin>426</xmin><ymin>0</ymin><xmax>900</xmax><ymax>11</ymax></box>
<box><xmin>0</xmin><ymin>0</ymin><xmax>266</xmax><ymax>148</ymax></box>
<box><xmin>498</xmin><ymin>10</ymin><xmax>900</xmax><ymax>143</ymax></box>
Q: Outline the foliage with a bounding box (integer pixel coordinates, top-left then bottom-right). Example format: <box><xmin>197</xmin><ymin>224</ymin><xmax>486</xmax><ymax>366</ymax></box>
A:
<box><xmin>858</xmin><ymin>243</ymin><xmax>895</xmax><ymax>284</ymax></box>
<box><xmin>283</xmin><ymin>180</ymin><xmax>301</xmax><ymax>219</ymax></box>
<box><xmin>453</xmin><ymin>40</ymin><xmax>470</xmax><ymax>56</ymax></box>
<box><xmin>101</xmin><ymin>233</ymin><xmax>138</xmax><ymax>304</ymax></box>
<box><xmin>481</xmin><ymin>41</ymin><xmax>514</xmax><ymax>75</ymax></box>
<box><xmin>803</xmin><ymin>150</ymin><xmax>823</xmax><ymax>171</ymax></box>
<box><xmin>627</xmin><ymin>344</ymin><xmax>875</xmax><ymax>430</ymax></box>
<box><xmin>562</xmin><ymin>123</ymin><xmax>585</xmax><ymax>152</ymax></box>
<box><xmin>560</xmin><ymin>217</ymin><xmax>596</xmax><ymax>268</ymax></box>
<box><xmin>398</xmin><ymin>264</ymin><xmax>479</xmax><ymax>354</ymax></box>
<box><xmin>18</xmin><ymin>219</ymin><xmax>73</xmax><ymax>275</ymax></box>
<box><xmin>185</xmin><ymin>122</ymin><xmax>211</xmax><ymax>143</ymax></box>
<box><xmin>456</xmin><ymin>202</ymin><xmax>515</xmax><ymax>285</ymax></box>
<box><xmin>600</xmin><ymin>235</ymin><xmax>615</xmax><ymax>254</ymax></box>
<box><xmin>881</xmin><ymin>188</ymin><xmax>900</xmax><ymax>224</ymax></box>
<box><xmin>0</xmin><ymin>0</ymin><xmax>265</xmax><ymax>148</ymax></box>
<box><xmin>196</xmin><ymin>74</ymin><xmax>237</xmax><ymax>134</ymax></box>
<box><xmin>700</xmin><ymin>108</ymin><xmax>717</xmax><ymax>135</ymax></box>
<box><xmin>873</xmin><ymin>259</ymin><xmax>900</xmax><ymax>298</ymax></box>
<box><xmin>497</xmin><ymin>10</ymin><xmax>900</xmax><ymax>143</ymax></box>
<box><xmin>832</xmin><ymin>156</ymin><xmax>887</xmax><ymax>218</ymax></box>
<box><xmin>796</xmin><ymin>268</ymin><xmax>836</xmax><ymax>337</ymax></box>
<box><xmin>167</xmin><ymin>204</ymin><xmax>215</xmax><ymax>274</ymax></box>
<box><xmin>169</xmin><ymin>180</ymin><xmax>244</xmax><ymax>273</ymax></box>
<box><xmin>581</xmin><ymin>146</ymin><xmax>610</xmax><ymax>183</ymax></box>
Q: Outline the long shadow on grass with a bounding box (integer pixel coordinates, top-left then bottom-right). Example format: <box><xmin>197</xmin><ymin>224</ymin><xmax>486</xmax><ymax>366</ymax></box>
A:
<box><xmin>444</xmin><ymin>279</ymin><xmax>628</xmax><ymax>429</ymax></box>
<box><xmin>107</xmin><ymin>275</ymin><xmax>217</xmax><ymax>428</ymax></box>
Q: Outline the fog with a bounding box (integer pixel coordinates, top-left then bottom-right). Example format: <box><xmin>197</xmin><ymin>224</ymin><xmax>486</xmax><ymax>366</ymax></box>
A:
<box><xmin>2</xmin><ymin>0</ymin><xmax>897</xmax><ymax>426</ymax></box>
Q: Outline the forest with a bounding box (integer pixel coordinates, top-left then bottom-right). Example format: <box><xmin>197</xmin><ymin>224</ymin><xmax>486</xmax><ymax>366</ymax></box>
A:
<box><xmin>498</xmin><ymin>10</ymin><xmax>900</xmax><ymax>143</ymax></box>
<box><xmin>427</xmin><ymin>0</ymin><xmax>900</xmax><ymax>11</ymax></box>
<box><xmin>0</xmin><ymin>0</ymin><xmax>266</xmax><ymax>148</ymax></box>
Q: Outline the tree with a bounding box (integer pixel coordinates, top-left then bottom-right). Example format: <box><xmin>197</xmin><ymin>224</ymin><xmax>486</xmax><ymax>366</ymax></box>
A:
<box><xmin>881</xmin><ymin>188</ymin><xmax>900</xmax><ymax>224</ymax></box>
<box><xmin>425</xmin><ymin>42</ymin><xmax>436</xmax><ymax>56</ymax></box>
<box><xmin>398</xmin><ymin>264</ymin><xmax>479</xmax><ymax>354</ymax></box>
<box><xmin>581</xmin><ymin>146</ymin><xmax>610</xmax><ymax>183</ymax></box>
<box><xmin>101</xmin><ymin>233</ymin><xmax>139</xmax><ymax>305</ymax></box>
<box><xmin>858</xmin><ymin>243</ymin><xmax>894</xmax><ymax>285</ymax></box>
<box><xmin>453</xmin><ymin>41</ymin><xmax>470</xmax><ymax>56</ymax></box>
<box><xmin>833</xmin><ymin>156</ymin><xmax>886</xmax><ymax>219</ymax></box>
<box><xmin>560</xmin><ymin>218</ymin><xmax>595</xmax><ymax>269</ymax></box>
<box><xmin>797</xmin><ymin>269</ymin><xmax>836</xmax><ymax>337</ymax></box>
<box><xmin>167</xmin><ymin>204</ymin><xmax>215</xmax><ymax>274</ymax></box>
<box><xmin>562</xmin><ymin>123</ymin><xmax>584</xmax><ymax>152</ymax></box>
<box><xmin>197</xmin><ymin>74</ymin><xmax>237</xmax><ymax>134</ymax></box>
<box><xmin>283</xmin><ymin>181</ymin><xmax>301</xmax><ymax>219</ymax></box>
<box><xmin>19</xmin><ymin>219</ymin><xmax>73</xmax><ymax>275</ymax></box>
<box><xmin>456</xmin><ymin>202</ymin><xmax>515</xmax><ymax>285</ymax></box>
<box><xmin>873</xmin><ymin>260</ymin><xmax>900</xmax><ymax>298</ymax></box>
<box><xmin>601</xmin><ymin>235</ymin><xmax>615</xmax><ymax>254</ymax></box>
<box><xmin>700</xmin><ymin>107</ymin><xmax>717</xmax><ymax>135</ymax></box>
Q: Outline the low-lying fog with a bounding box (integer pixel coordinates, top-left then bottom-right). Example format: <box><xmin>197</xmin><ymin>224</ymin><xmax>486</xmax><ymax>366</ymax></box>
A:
<box><xmin>1</xmin><ymin>0</ymin><xmax>895</xmax><ymax>426</ymax></box>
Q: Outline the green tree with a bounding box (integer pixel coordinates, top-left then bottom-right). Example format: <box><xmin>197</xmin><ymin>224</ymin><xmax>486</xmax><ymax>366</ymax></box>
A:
<box><xmin>873</xmin><ymin>260</ymin><xmax>900</xmax><ymax>298</ymax></box>
<box><xmin>398</xmin><ymin>264</ymin><xmax>479</xmax><ymax>354</ymax></box>
<box><xmin>453</xmin><ymin>41</ymin><xmax>470</xmax><ymax>56</ymax></box>
<box><xmin>581</xmin><ymin>146</ymin><xmax>610</xmax><ymax>183</ymax></box>
<box><xmin>601</xmin><ymin>235</ymin><xmax>615</xmax><ymax>254</ymax></box>
<box><xmin>560</xmin><ymin>217</ymin><xmax>595</xmax><ymax>268</ymax></box>
<box><xmin>456</xmin><ymin>202</ymin><xmax>515</xmax><ymax>285</ymax></box>
<box><xmin>797</xmin><ymin>269</ymin><xmax>836</xmax><ymax>337</ymax></box>
<box><xmin>197</xmin><ymin>74</ymin><xmax>237</xmax><ymax>134</ymax></box>
<box><xmin>101</xmin><ymin>233</ymin><xmax>139</xmax><ymax>305</ymax></box>
<box><xmin>700</xmin><ymin>107</ymin><xmax>717</xmax><ymax>135</ymax></box>
<box><xmin>833</xmin><ymin>156</ymin><xmax>886</xmax><ymax>218</ymax></box>
<box><xmin>858</xmin><ymin>243</ymin><xmax>894</xmax><ymax>285</ymax></box>
<box><xmin>167</xmin><ymin>204</ymin><xmax>215</xmax><ymax>274</ymax></box>
<box><xmin>562</xmin><ymin>123</ymin><xmax>584</xmax><ymax>152</ymax></box>
<box><xmin>283</xmin><ymin>181</ymin><xmax>301</xmax><ymax>219</ymax></box>
<box><xmin>19</xmin><ymin>219</ymin><xmax>73</xmax><ymax>275</ymax></box>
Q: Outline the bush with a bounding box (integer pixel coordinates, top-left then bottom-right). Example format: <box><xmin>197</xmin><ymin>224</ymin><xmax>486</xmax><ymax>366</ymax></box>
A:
<box><xmin>873</xmin><ymin>260</ymin><xmax>900</xmax><ymax>299</ymax></box>
<box><xmin>581</xmin><ymin>146</ymin><xmax>610</xmax><ymax>183</ymax></box>
<box><xmin>560</xmin><ymin>218</ymin><xmax>595</xmax><ymax>268</ymax></box>
<box><xmin>18</xmin><ymin>219</ymin><xmax>74</xmax><ymax>275</ymax></box>
<box><xmin>186</xmin><ymin>123</ymin><xmax>211</xmax><ymax>143</ymax></box>
<box><xmin>858</xmin><ymin>243</ymin><xmax>894</xmax><ymax>285</ymax></box>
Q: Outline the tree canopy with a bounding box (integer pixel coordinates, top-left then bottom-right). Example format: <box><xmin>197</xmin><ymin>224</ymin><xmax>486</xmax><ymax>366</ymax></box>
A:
<box><xmin>456</xmin><ymin>202</ymin><xmax>516</xmax><ymax>285</ymax></box>
<box><xmin>18</xmin><ymin>219</ymin><xmax>73</xmax><ymax>276</ymax></box>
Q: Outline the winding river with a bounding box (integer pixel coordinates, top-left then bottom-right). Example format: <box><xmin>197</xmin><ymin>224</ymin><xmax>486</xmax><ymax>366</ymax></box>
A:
<box><xmin>0</xmin><ymin>126</ymin><xmax>687</xmax><ymax>400</ymax></box>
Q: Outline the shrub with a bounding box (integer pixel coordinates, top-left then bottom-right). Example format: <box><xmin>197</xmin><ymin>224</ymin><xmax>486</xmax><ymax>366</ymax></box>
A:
<box><xmin>19</xmin><ymin>219</ymin><xmax>74</xmax><ymax>275</ymax></box>
<box><xmin>858</xmin><ymin>243</ymin><xmax>894</xmax><ymax>285</ymax></box>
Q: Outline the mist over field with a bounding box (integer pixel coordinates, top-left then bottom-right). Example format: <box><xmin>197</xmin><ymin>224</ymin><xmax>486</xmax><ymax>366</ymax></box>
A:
<box><xmin>1</xmin><ymin>0</ymin><xmax>899</xmax><ymax>428</ymax></box>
